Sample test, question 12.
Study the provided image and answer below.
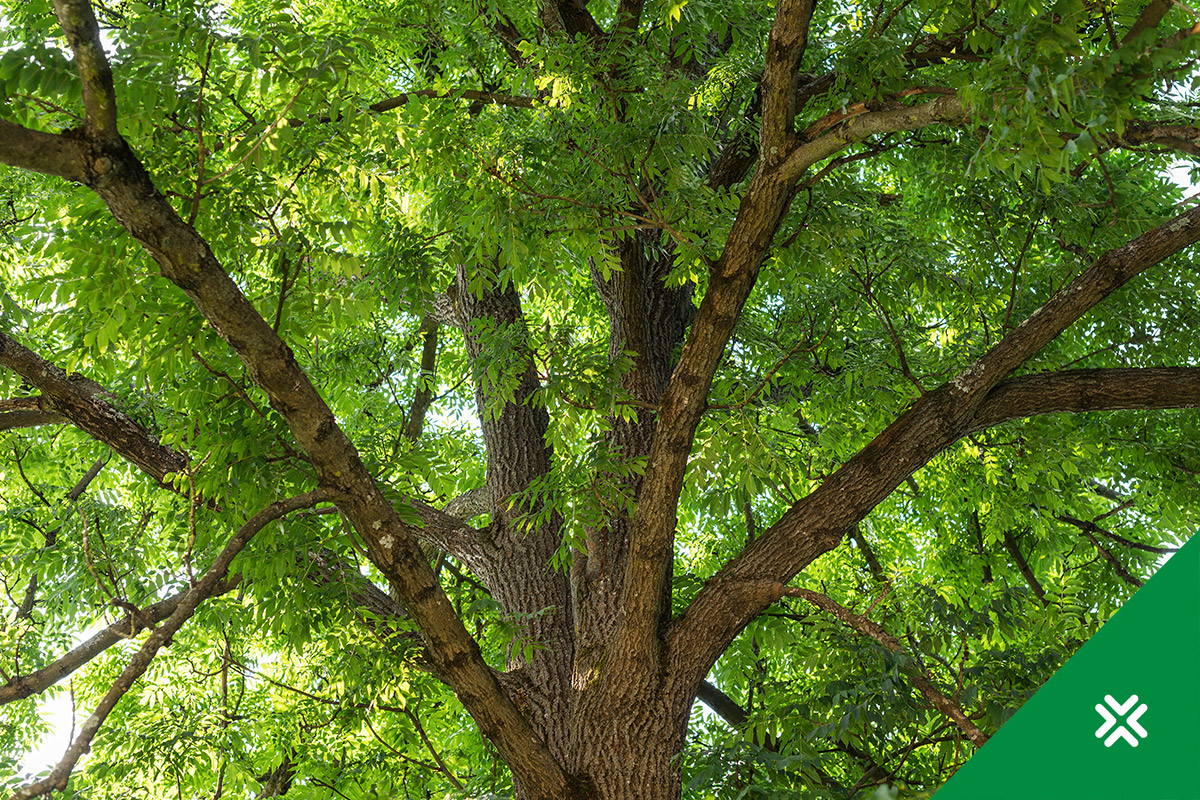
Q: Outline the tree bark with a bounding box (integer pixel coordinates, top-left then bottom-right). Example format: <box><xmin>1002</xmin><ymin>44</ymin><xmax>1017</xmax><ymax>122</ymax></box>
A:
<box><xmin>453</xmin><ymin>262</ymin><xmax>576</xmax><ymax>763</ymax></box>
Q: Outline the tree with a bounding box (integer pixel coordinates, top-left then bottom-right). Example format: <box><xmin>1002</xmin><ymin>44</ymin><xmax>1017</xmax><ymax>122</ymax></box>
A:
<box><xmin>0</xmin><ymin>0</ymin><xmax>1198</xmax><ymax>795</ymax></box>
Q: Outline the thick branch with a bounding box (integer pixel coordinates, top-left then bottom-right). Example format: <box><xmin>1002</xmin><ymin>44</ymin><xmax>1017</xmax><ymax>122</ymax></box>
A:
<box><xmin>405</xmin><ymin>499</ymin><xmax>493</xmax><ymax>570</ymax></box>
<box><xmin>1122</xmin><ymin>0</ymin><xmax>1174</xmax><ymax>44</ymax></box>
<box><xmin>0</xmin><ymin>337</ymin><xmax>484</xmax><ymax>562</ymax></box>
<box><xmin>0</xmin><ymin>409</ymin><xmax>66</xmax><ymax>431</ymax></box>
<box><xmin>28</xmin><ymin>8</ymin><xmax>561</xmax><ymax>784</ymax></box>
<box><xmin>784</xmin><ymin>587</ymin><xmax>988</xmax><ymax>747</ymax></box>
<box><xmin>0</xmin><ymin>397</ymin><xmax>44</xmax><ymax>413</ymax></box>
<box><xmin>51</xmin><ymin>0</ymin><xmax>120</xmax><ymax>142</ymax></box>
<box><xmin>490</xmin><ymin>15</ymin><xmax>529</xmax><ymax>65</ymax></box>
<box><xmin>696</xmin><ymin>680</ymin><xmax>750</xmax><ymax>728</ymax></box>
<box><xmin>616</xmin><ymin>94</ymin><xmax>972</xmax><ymax>677</ymax></box>
<box><xmin>27</xmin><ymin>60</ymin><xmax>568</xmax><ymax>799</ymax></box>
<box><xmin>1121</xmin><ymin>120</ymin><xmax>1200</xmax><ymax>158</ymax></box>
<box><xmin>759</xmin><ymin>0</ymin><xmax>816</xmax><ymax>160</ymax></box>
<box><xmin>0</xmin><ymin>120</ymin><xmax>86</xmax><ymax>182</ymax></box>
<box><xmin>545</xmin><ymin>0</ymin><xmax>605</xmax><ymax>39</ymax></box>
<box><xmin>668</xmin><ymin>204</ymin><xmax>1200</xmax><ymax>695</ymax></box>
<box><xmin>780</xmin><ymin>95</ymin><xmax>968</xmax><ymax>184</ymax></box>
<box><xmin>443</xmin><ymin>486</ymin><xmax>491</xmax><ymax>520</ymax></box>
<box><xmin>453</xmin><ymin>264</ymin><xmax>573</xmax><ymax>726</ymax></box>
<box><xmin>967</xmin><ymin>367</ymin><xmax>1200</xmax><ymax>433</ymax></box>
<box><xmin>705</xmin><ymin>125</ymin><xmax>759</xmax><ymax>192</ymax></box>
<box><xmin>304</xmin><ymin>547</ymin><xmax>428</xmax><ymax>650</ymax></box>
<box><xmin>613</xmin><ymin>0</ymin><xmax>645</xmax><ymax>35</ymax></box>
<box><xmin>849</xmin><ymin>524</ymin><xmax>886</xmax><ymax>582</ymax></box>
<box><xmin>0</xmin><ymin>333</ymin><xmax>188</xmax><ymax>483</ymax></box>
<box><xmin>454</xmin><ymin>266</ymin><xmax>554</xmax><ymax>523</ymax></box>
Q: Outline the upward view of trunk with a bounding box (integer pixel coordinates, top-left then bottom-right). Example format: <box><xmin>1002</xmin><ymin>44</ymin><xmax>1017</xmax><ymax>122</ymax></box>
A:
<box><xmin>3</xmin><ymin>0</ymin><xmax>1200</xmax><ymax>797</ymax></box>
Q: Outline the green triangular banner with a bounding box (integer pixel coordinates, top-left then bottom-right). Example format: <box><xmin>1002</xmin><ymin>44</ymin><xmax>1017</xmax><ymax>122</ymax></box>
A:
<box><xmin>933</xmin><ymin>532</ymin><xmax>1200</xmax><ymax>800</ymax></box>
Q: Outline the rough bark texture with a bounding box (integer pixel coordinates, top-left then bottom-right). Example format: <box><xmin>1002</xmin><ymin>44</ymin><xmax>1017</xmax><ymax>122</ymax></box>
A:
<box><xmin>0</xmin><ymin>334</ymin><xmax>189</xmax><ymax>483</ymax></box>
<box><xmin>454</xmin><ymin>264</ymin><xmax>576</xmax><ymax>762</ymax></box>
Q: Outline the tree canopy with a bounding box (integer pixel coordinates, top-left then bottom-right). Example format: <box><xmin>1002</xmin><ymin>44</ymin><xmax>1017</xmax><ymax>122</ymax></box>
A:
<box><xmin>1</xmin><ymin>0</ymin><xmax>1199</xmax><ymax>797</ymax></box>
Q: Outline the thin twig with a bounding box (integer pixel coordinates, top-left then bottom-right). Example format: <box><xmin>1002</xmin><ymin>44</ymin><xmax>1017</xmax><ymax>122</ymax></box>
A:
<box><xmin>402</xmin><ymin>704</ymin><xmax>465</xmax><ymax>791</ymax></box>
<box><xmin>200</xmin><ymin>87</ymin><xmax>306</xmax><ymax>186</ymax></box>
<box><xmin>782</xmin><ymin>586</ymin><xmax>988</xmax><ymax>748</ymax></box>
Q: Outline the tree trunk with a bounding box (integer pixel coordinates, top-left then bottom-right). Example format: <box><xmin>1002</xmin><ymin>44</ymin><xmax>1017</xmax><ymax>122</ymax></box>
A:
<box><xmin>567</xmin><ymin>690</ymin><xmax>691</xmax><ymax>800</ymax></box>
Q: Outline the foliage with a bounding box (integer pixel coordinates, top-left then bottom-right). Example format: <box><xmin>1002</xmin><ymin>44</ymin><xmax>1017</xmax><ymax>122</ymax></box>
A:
<box><xmin>1</xmin><ymin>0</ymin><xmax>1198</xmax><ymax>796</ymax></box>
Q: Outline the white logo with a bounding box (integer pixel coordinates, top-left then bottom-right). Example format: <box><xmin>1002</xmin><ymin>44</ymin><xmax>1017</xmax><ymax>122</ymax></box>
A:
<box><xmin>1095</xmin><ymin>694</ymin><xmax>1148</xmax><ymax>747</ymax></box>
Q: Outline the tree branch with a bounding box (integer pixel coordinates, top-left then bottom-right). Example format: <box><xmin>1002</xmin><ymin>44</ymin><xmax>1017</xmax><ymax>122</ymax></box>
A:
<box><xmin>34</xmin><ymin>5</ymin><xmax>571</xmax><ymax>784</ymax></box>
<box><xmin>1054</xmin><ymin>512</ymin><xmax>1176</xmax><ymax>555</ymax></box>
<box><xmin>0</xmin><ymin>336</ymin><xmax>486</xmax><ymax>565</ymax></box>
<box><xmin>9</xmin><ymin>490</ymin><xmax>332</xmax><ymax>800</ymax></box>
<box><xmin>1122</xmin><ymin>0</ymin><xmax>1174</xmax><ymax>45</ymax></box>
<box><xmin>369</xmin><ymin>89</ymin><xmax>535</xmax><ymax>113</ymax></box>
<box><xmin>0</xmin><ymin>576</ymin><xmax>240</xmax><ymax>705</ymax></box>
<box><xmin>454</xmin><ymin>266</ymin><xmax>555</xmax><ymax>525</ymax></box>
<box><xmin>400</xmin><ymin>705</ymin><xmax>466</xmax><ymax>791</ymax></box>
<box><xmin>668</xmin><ymin>203</ymin><xmax>1200</xmax><ymax>698</ymax></box>
<box><xmin>1000</xmin><ymin>528</ymin><xmax>1047</xmax><ymax>603</ymax></box>
<box><xmin>1057</xmin><ymin>520</ymin><xmax>1145</xmax><ymax>587</ymax></box>
<box><xmin>3</xmin><ymin>536</ymin><xmax>436</xmax><ymax>711</ymax></box>
<box><xmin>451</xmin><ymin>264</ymin><xmax>575</xmax><ymax>740</ymax></box>
<box><xmin>849</xmin><ymin>524</ymin><xmax>886</xmax><ymax>582</ymax></box>
<box><xmin>51</xmin><ymin>0</ymin><xmax>120</xmax><ymax>142</ymax></box>
<box><xmin>1121</xmin><ymin>120</ymin><xmax>1200</xmax><ymax>158</ymax></box>
<box><xmin>0</xmin><ymin>333</ymin><xmax>188</xmax><ymax>483</ymax></box>
<box><xmin>0</xmin><ymin>120</ymin><xmax>86</xmax><ymax>182</ymax></box>
<box><xmin>616</xmin><ymin>92</ymin><xmax>973</xmax><ymax>679</ymax></box>
<box><xmin>489</xmin><ymin>14</ymin><xmax>529</xmax><ymax>65</ymax></box>
<box><xmin>784</xmin><ymin>587</ymin><xmax>988</xmax><ymax>747</ymax></box>
<box><xmin>304</xmin><ymin>547</ymin><xmax>415</xmax><ymax>634</ymax></box>
<box><xmin>403</xmin><ymin>314</ymin><xmax>439</xmax><ymax>442</ymax></box>
<box><xmin>695</xmin><ymin>680</ymin><xmax>751</xmax><ymax>728</ymax></box>
<box><xmin>543</xmin><ymin>0</ymin><xmax>605</xmax><ymax>39</ymax></box>
<box><xmin>14</xmin><ymin>456</ymin><xmax>107</xmax><ymax>621</ymax></box>
<box><xmin>404</xmin><ymin>499</ymin><xmax>494</xmax><ymax>571</ymax></box>
<box><xmin>614</xmin><ymin>0</ymin><xmax>645</xmax><ymax>35</ymax></box>
<box><xmin>780</xmin><ymin>94</ymin><xmax>968</xmax><ymax>185</ymax></box>
<box><xmin>966</xmin><ymin>367</ymin><xmax>1200</xmax><ymax>433</ymax></box>
<box><xmin>0</xmin><ymin>407</ymin><xmax>66</xmax><ymax>431</ymax></box>
<box><xmin>443</xmin><ymin>486</ymin><xmax>491</xmax><ymax>520</ymax></box>
<box><xmin>759</xmin><ymin>0</ymin><xmax>817</xmax><ymax>161</ymax></box>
